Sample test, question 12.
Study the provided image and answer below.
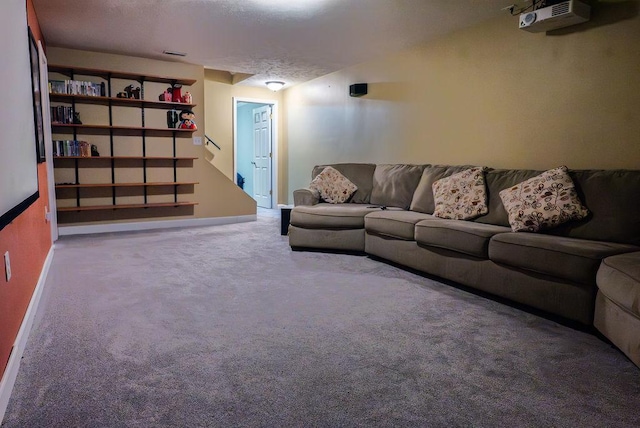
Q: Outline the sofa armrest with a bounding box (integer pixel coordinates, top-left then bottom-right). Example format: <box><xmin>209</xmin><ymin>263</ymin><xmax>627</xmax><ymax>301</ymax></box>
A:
<box><xmin>293</xmin><ymin>188</ymin><xmax>320</xmax><ymax>206</ymax></box>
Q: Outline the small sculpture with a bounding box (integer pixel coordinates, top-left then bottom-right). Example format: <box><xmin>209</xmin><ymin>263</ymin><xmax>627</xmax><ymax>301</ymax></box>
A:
<box><xmin>124</xmin><ymin>84</ymin><xmax>141</xmax><ymax>99</ymax></box>
<box><xmin>90</xmin><ymin>144</ymin><xmax>100</xmax><ymax>157</ymax></box>
<box><xmin>178</xmin><ymin>109</ymin><xmax>197</xmax><ymax>130</ymax></box>
<box><xmin>159</xmin><ymin>88</ymin><xmax>172</xmax><ymax>102</ymax></box>
<box><xmin>171</xmin><ymin>84</ymin><xmax>183</xmax><ymax>103</ymax></box>
<box><xmin>182</xmin><ymin>91</ymin><xmax>193</xmax><ymax>104</ymax></box>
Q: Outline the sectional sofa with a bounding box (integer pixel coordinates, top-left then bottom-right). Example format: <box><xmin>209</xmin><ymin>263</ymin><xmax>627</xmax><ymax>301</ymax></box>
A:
<box><xmin>288</xmin><ymin>163</ymin><xmax>640</xmax><ymax>368</ymax></box>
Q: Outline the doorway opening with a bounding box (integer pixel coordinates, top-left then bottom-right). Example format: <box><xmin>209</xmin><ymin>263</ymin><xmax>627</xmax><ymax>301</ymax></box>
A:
<box><xmin>233</xmin><ymin>97</ymin><xmax>278</xmax><ymax>209</ymax></box>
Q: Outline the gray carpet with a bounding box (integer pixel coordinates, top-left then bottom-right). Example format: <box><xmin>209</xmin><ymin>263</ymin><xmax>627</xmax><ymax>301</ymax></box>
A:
<box><xmin>3</xmin><ymin>215</ymin><xmax>640</xmax><ymax>427</ymax></box>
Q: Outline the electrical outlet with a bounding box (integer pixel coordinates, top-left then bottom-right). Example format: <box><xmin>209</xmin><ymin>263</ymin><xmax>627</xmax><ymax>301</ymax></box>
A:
<box><xmin>4</xmin><ymin>251</ymin><xmax>11</xmax><ymax>282</ymax></box>
<box><xmin>193</xmin><ymin>136</ymin><xmax>202</xmax><ymax>146</ymax></box>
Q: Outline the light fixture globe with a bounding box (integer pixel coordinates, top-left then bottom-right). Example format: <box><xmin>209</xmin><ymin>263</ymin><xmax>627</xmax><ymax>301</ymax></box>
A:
<box><xmin>266</xmin><ymin>81</ymin><xmax>285</xmax><ymax>91</ymax></box>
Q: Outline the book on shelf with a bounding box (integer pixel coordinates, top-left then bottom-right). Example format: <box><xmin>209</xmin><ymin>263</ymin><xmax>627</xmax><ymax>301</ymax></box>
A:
<box><xmin>49</xmin><ymin>79</ymin><xmax>105</xmax><ymax>97</ymax></box>
<box><xmin>53</xmin><ymin>140</ymin><xmax>91</xmax><ymax>157</ymax></box>
<box><xmin>50</xmin><ymin>105</ymin><xmax>76</xmax><ymax>124</ymax></box>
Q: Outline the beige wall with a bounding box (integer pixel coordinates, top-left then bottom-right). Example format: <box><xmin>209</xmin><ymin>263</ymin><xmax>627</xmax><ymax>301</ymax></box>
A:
<box><xmin>204</xmin><ymin>70</ymin><xmax>286</xmax><ymax>204</ymax></box>
<box><xmin>283</xmin><ymin>4</ymin><xmax>640</xmax><ymax>203</ymax></box>
<box><xmin>47</xmin><ymin>47</ymin><xmax>256</xmax><ymax>224</ymax></box>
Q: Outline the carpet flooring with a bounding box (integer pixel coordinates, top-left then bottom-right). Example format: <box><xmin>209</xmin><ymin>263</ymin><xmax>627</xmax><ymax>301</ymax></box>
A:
<box><xmin>3</xmin><ymin>214</ymin><xmax>640</xmax><ymax>427</ymax></box>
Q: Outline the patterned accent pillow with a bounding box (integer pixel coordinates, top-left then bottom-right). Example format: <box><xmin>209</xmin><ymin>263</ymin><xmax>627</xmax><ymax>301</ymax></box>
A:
<box><xmin>309</xmin><ymin>166</ymin><xmax>358</xmax><ymax>204</ymax></box>
<box><xmin>432</xmin><ymin>167</ymin><xmax>488</xmax><ymax>220</ymax></box>
<box><xmin>499</xmin><ymin>166</ymin><xmax>589</xmax><ymax>232</ymax></box>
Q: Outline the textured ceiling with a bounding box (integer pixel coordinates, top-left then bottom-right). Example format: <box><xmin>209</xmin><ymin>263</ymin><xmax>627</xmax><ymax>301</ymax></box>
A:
<box><xmin>33</xmin><ymin>0</ymin><xmax>514</xmax><ymax>88</ymax></box>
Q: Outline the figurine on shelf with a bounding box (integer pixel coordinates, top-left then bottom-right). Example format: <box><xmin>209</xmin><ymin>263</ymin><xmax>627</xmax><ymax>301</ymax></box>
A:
<box><xmin>90</xmin><ymin>144</ymin><xmax>100</xmax><ymax>157</ymax></box>
<box><xmin>159</xmin><ymin>88</ymin><xmax>172</xmax><ymax>102</ymax></box>
<box><xmin>178</xmin><ymin>109</ymin><xmax>197</xmax><ymax>130</ymax></box>
<box><xmin>182</xmin><ymin>91</ymin><xmax>192</xmax><ymax>104</ymax></box>
<box><xmin>124</xmin><ymin>84</ymin><xmax>141</xmax><ymax>99</ymax></box>
<box><xmin>171</xmin><ymin>84</ymin><xmax>183</xmax><ymax>103</ymax></box>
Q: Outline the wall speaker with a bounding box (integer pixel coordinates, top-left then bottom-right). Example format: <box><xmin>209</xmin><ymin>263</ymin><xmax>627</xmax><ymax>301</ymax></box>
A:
<box><xmin>349</xmin><ymin>83</ymin><xmax>368</xmax><ymax>97</ymax></box>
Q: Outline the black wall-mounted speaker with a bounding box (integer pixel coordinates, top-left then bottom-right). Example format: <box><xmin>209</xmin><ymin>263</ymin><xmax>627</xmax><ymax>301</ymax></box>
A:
<box><xmin>349</xmin><ymin>83</ymin><xmax>368</xmax><ymax>97</ymax></box>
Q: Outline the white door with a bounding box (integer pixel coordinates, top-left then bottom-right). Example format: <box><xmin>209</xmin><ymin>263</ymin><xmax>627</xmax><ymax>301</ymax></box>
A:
<box><xmin>252</xmin><ymin>105</ymin><xmax>272</xmax><ymax>208</ymax></box>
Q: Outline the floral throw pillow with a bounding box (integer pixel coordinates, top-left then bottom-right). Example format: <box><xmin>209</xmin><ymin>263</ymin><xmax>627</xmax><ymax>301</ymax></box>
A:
<box><xmin>309</xmin><ymin>166</ymin><xmax>358</xmax><ymax>204</ymax></box>
<box><xmin>499</xmin><ymin>166</ymin><xmax>589</xmax><ymax>232</ymax></box>
<box><xmin>432</xmin><ymin>167</ymin><xmax>488</xmax><ymax>220</ymax></box>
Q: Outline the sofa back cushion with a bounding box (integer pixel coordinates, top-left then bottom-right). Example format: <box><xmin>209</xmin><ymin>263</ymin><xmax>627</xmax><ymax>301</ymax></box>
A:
<box><xmin>475</xmin><ymin>168</ymin><xmax>640</xmax><ymax>246</ymax></box>
<box><xmin>370</xmin><ymin>164</ymin><xmax>426</xmax><ymax>209</ymax></box>
<box><xmin>549</xmin><ymin>170</ymin><xmax>640</xmax><ymax>246</ymax></box>
<box><xmin>312</xmin><ymin>163</ymin><xmax>376</xmax><ymax>204</ymax></box>
<box><xmin>474</xmin><ymin>169</ymin><xmax>542</xmax><ymax>226</ymax></box>
<box><xmin>410</xmin><ymin>165</ymin><xmax>478</xmax><ymax>214</ymax></box>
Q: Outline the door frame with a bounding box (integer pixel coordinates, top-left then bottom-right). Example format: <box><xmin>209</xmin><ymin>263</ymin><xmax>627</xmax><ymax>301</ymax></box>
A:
<box><xmin>38</xmin><ymin>41</ymin><xmax>58</xmax><ymax>242</ymax></box>
<box><xmin>233</xmin><ymin>97</ymin><xmax>279</xmax><ymax>208</ymax></box>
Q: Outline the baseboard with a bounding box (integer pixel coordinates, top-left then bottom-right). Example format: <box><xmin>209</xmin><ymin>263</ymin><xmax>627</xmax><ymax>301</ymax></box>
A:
<box><xmin>0</xmin><ymin>245</ymin><xmax>54</xmax><ymax>423</ymax></box>
<box><xmin>58</xmin><ymin>214</ymin><xmax>257</xmax><ymax>236</ymax></box>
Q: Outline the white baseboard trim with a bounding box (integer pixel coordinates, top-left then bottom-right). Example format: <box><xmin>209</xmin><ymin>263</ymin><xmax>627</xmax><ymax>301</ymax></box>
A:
<box><xmin>0</xmin><ymin>245</ymin><xmax>54</xmax><ymax>424</ymax></box>
<box><xmin>58</xmin><ymin>214</ymin><xmax>257</xmax><ymax>236</ymax></box>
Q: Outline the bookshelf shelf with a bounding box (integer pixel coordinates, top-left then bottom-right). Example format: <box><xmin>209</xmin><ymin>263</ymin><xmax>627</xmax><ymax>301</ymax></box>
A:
<box><xmin>49</xmin><ymin>93</ymin><xmax>196</xmax><ymax>109</ymax></box>
<box><xmin>57</xmin><ymin>201</ymin><xmax>198</xmax><ymax>212</ymax></box>
<box><xmin>49</xmin><ymin>65</ymin><xmax>199</xmax><ymax>221</ymax></box>
<box><xmin>53</xmin><ymin>156</ymin><xmax>198</xmax><ymax>161</ymax></box>
<box><xmin>55</xmin><ymin>182</ymin><xmax>198</xmax><ymax>189</ymax></box>
<box><xmin>52</xmin><ymin>123</ymin><xmax>196</xmax><ymax>137</ymax></box>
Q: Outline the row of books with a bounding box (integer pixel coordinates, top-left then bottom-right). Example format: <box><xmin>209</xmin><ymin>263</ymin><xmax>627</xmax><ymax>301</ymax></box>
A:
<box><xmin>49</xmin><ymin>79</ymin><xmax>105</xmax><ymax>97</ymax></box>
<box><xmin>53</xmin><ymin>140</ymin><xmax>91</xmax><ymax>157</ymax></box>
<box><xmin>50</xmin><ymin>106</ymin><xmax>76</xmax><ymax>124</ymax></box>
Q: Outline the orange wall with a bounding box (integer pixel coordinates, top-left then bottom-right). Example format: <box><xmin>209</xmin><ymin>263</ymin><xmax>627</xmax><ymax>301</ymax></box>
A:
<box><xmin>0</xmin><ymin>0</ymin><xmax>51</xmax><ymax>380</ymax></box>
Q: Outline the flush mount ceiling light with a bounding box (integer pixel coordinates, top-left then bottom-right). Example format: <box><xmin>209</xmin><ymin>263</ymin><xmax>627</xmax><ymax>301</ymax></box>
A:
<box><xmin>266</xmin><ymin>81</ymin><xmax>285</xmax><ymax>91</ymax></box>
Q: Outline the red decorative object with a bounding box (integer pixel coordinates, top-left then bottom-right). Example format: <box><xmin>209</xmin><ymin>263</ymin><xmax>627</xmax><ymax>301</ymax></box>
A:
<box><xmin>182</xmin><ymin>91</ymin><xmax>192</xmax><ymax>104</ymax></box>
<box><xmin>159</xmin><ymin>89</ymin><xmax>172</xmax><ymax>102</ymax></box>
<box><xmin>171</xmin><ymin>84</ymin><xmax>183</xmax><ymax>103</ymax></box>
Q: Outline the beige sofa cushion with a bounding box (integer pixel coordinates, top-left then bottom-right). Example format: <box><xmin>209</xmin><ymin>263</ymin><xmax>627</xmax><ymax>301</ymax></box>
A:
<box><xmin>414</xmin><ymin>218</ymin><xmax>510</xmax><ymax>258</ymax></box>
<box><xmin>370</xmin><ymin>164</ymin><xmax>425</xmax><ymax>209</ymax></box>
<box><xmin>489</xmin><ymin>233</ymin><xmax>639</xmax><ymax>285</ymax></box>
<box><xmin>290</xmin><ymin>204</ymin><xmax>383</xmax><ymax>229</ymax></box>
<box><xmin>365</xmin><ymin>210</ymin><xmax>433</xmax><ymax>240</ymax></box>
<box><xmin>596</xmin><ymin>252</ymin><xmax>640</xmax><ymax>318</ymax></box>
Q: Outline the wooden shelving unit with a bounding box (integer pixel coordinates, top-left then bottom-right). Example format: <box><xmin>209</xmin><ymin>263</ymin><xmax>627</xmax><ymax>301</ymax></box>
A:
<box><xmin>49</xmin><ymin>65</ymin><xmax>199</xmax><ymax>220</ymax></box>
